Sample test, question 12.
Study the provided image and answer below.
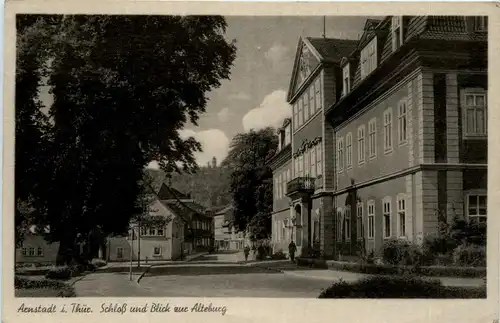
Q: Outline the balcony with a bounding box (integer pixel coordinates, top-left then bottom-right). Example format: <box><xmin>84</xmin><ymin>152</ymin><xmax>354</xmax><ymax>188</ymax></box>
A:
<box><xmin>286</xmin><ymin>177</ymin><xmax>315</xmax><ymax>198</ymax></box>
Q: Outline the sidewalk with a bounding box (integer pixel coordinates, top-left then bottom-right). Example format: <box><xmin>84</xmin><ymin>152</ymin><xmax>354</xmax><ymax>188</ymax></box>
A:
<box><xmin>100</xmin><ymin>252</ymin><xmax>208</xmax><ymax>271</ymax></box>
<box><xmin>281</xmin><ymin>269</ymin><xmax>486</xmax><ymax>287</ymax></box>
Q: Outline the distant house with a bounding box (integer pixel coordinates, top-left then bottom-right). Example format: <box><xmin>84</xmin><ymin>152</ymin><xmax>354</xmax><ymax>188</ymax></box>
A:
<box><xmin>213</xmin><ymin>205</ymin><xmax>245</xmax><ymax>250</ymax></box>
<box><xmin>107</xmin><ymin>183</ymin><xmax>213</xmax><ymax>262</ymax></box>
<box><xmin>15</xmin><ymin>226</ymin><xmax>59</xmax><ymax>264</ymax></box>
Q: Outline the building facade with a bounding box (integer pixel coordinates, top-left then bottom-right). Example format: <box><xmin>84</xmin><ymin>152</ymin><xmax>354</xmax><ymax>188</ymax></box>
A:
<box><xmin>214</xmin><ymin>205</ymin><xmax>245</xmax><ymax>250</ymax></box>
<box><xmin>270</xmin><ymin>16</ymin><xmax>488</xmax><ymax>259</ymax></box>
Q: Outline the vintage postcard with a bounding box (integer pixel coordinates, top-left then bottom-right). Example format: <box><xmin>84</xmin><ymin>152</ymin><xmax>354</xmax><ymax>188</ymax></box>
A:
<box><xmin>3</xmin><ymin>1</ymin><xmax>499</xmax><ymax>323</ymax></box>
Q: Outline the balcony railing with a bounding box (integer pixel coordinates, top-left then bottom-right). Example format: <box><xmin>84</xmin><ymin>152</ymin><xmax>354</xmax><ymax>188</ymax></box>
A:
<box><xmin>286</xmin><ymin>177</ymin><xmax>315</xmax><ymax>196</ymax></box>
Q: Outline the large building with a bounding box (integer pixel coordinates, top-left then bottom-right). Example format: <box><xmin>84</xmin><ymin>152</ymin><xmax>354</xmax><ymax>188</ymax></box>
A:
<box><xmin>270</xmin><ymin>16</ymin><xmax>488</xmax><ymax>260</ymax></box>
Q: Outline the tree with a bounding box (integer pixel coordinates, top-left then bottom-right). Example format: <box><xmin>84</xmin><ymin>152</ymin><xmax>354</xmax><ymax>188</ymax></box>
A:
<box><xmin>223</xmin><ymin>128</ymin><xmax>278</xmax><ymax>240</ymax></box>
<box><xmin>15</xmin><ymin>15</ymin><xmax>236</xmax><ymax>264</ymax></box>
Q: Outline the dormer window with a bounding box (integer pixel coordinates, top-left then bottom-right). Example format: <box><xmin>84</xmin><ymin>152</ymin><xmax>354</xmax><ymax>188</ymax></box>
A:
<box><xmin>474</xmin><ymin>16</ymin><xmax>488</xmax><ymax>32</ymax></box>
<box><xmin>360</xmin><ymin>37</ymin><xmax>377</xmax><ymax>80</ymax></box>
<box><xmin>284</xmin><ymin>125</ymin><xmax>291</xmax><ymax>146</ymax></box>
<box><xmin>342</xmin><ymin>63</ymin><xmax>350</xmax><ymax>96</ymax></box>
<box><xmin>391</xmin><ymin>16</ymin><xmax>403</xmax><ymax>51</ymax></box>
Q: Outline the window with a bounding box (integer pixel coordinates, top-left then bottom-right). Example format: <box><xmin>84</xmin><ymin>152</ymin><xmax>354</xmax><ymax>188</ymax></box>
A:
<box><xmin>275</xmin><ymin>178</ymin><xmax>279</xmax><ymax>198</ymax></box>
<box><xmin>140</xmin><ymin>227</ymin><xmax>147</xmax><ymax>236</ymax></box>
<box><xmin>282</xmin><ymin>221</ymin><xmax>286</xmax><ymax>241</ymax></box>
<box><xmin>282</xmin><ymin>171</ymin><xmax>287</xmax><ymax>196</ymax></box>
<box><xmin>310</xmin><ymin>148</ymin><xmax>316</xmax><ymax>177</ymax></box>
<box><xmin>29</xmin><ymin>247</ymin><xmax>35</xmax><ymax>256</ymax></box>
<box><xmin>277</xmin><ymin>175</ymin><xmax>282</xmax><ymax>198</ymax></box>
<box><xmin>357</xmin><ymin>125</ymin><xmax>366</xmax><ymax>164</ymax></box>
<box><xmin>148</xmin><ymin>227</ymin><xmax>156</xmax><ymax>236</ymax></box>
<box><xmin>367</xmin><ymin>201</ymin><xmax>375</xmax><ymax>239</ymax></box>
<box><xmin>391</xmin><ymin>16</ymin><xmax>403</xmax><ymax>51</ymax></box>
<box><xmin>153</xmin><ymin>246</ymin><xmax>162</xmax><ymax>256</ymax></box>
<box><xmin>36</xmin><ymin>247</ymin><xmax>43</xmax><ymax>256</ymax></box>
<box><xmin>298</xmin><ymin>155</ymin><xmax>304</xmax><ymax>177</ymax></box>
<box><xmin>293</xmin><ymin>104</ymin><xmax>298</xmax><ymax>131</ymax></box>
<box><xmin>346</xmin><ymin>132</ymin><xmax>352</xmax><ymax>169</ymax></box>
<box><xmin>360</xmin><ymin>37</ymin><xmax>377</xmax><ymax>79</ymax></box>
<box><xmin>345</xmin><ymin>207</ymin><xmax>351</xmax><ymax>241</ymax></box>
<box><xmin>294</xmin><ymin>158</ymin><xmax>299</xmax><ymax>178</ymax></box>
<box><xmin>304</xmin><ymin>150</ymin><xmax>310</xmax><ymax>177</ymax></box>
<box><xmin>398</xmin><ymin>99</ymin><xmax>408</xmax><ymax>145</ymax></box>
<box><xmin>383</xmin><ymin>108</ymin><xmax>393</xmax><ymax>152</ymax></box>
<box><xmin>467</xmin><ymin>194</ymin><xmax>487</xmax><ymax>224</ymax></box>
<box><xmin>315</xmin><ymin>79</ymin><xmax>322</xmax><ymax>111</ymax></box>
<box><xmin>309</xmin><ymin>87</ymin><xmax>315</xmax><ymax>116</ymax></box>
<box><xmin>298</xmin><ymin>99</ymin><xmax>303</xmax><ymax>127</ymax></box>
<box><xmin>287</xmin><ymin>169</ymin><xmax>291</xmax><ymax>186</ymax></box>
<box><xmin>397</xmin><ymin>195</ymin><xmax>406</xmax><ymax>237</ymax></box>
<box><xmin>337</xmin><ymin>137</ymin><xmax>344</xmax><ymax>172</ymax></box>
<box><xmin>383</xmin><ymin>197</ymin><xmax>392</xmax><ymax>239</ymax></box>
<box><xmin>157</xmin><ymin>227</ymin><xmax>164</xmax><ymax>236</ymax></box>
<box><xmin>462</xmin><ymin>89</ymin><xmax>487</xmax><ymax>137</ymax></box>
<box><xmin>284</xmin><ymin>126</ymin><xmax>291</xmax><ymax>146</ymax></box>
<box><xmin>342</xmin><ymin>64</ymin><xmax>350</xmax><ymax>96</ymax></box>
<box><xmin>316</xmin><ymin>144</ymin><xmax>323</xmax><ymax>176</ymax></box>
<box><xmin>357</xmin><ymin>202</ymin><xmax>363</xmax><ymax>239</ymax></box>
<box><xmin>116</xmin><ymin>247</ymin><xmax>124</xmax><ymax>259</ymax></box>
<box><xmin>368</xmin><ymin>118</ymin><xmax>377</xmax><ymax>158</ymax></box>
<box><xmin>22</xmin><ymin>248</ymin><xmax>27</xmax><ymax>256</ymax></box>
<box><xmin>304</xmin><ymin>92</ymin><xmax>310</xmax><ymax>121</ymax></box>
<box><xmin>336</xmin><ymin>208</ymin><xmax>343</xmax><ymax>242</ymax></box>
<box><xmin>474</xmin><ymin>16</ymin><xmax>488</xmax><ymax>32</ymax></box>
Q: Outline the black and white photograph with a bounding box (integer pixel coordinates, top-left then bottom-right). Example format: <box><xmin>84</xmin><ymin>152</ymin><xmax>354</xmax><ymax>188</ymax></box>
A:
<box><xmin>11</xmin><ymin>11</ymin><xmax>491</xmax><ymax>301</ymax></box>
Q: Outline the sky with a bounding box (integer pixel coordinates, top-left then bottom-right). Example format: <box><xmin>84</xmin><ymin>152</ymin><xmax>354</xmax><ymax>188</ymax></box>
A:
<box><xmin>38</xmin><ymin>16</ymin><xmax>378</xmax><ymax>168</ymax></box>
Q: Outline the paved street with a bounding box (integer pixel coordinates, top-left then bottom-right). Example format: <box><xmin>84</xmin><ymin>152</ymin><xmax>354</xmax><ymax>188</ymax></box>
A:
<box><xmin>73</xmin><ymin>251</ymin><xmax>485</xmax><ymax>297</ymax></box>
<box><xmin>140</xmin><ymin>268</ymin><xmax>330</xmax><ymax>298</ymax></box>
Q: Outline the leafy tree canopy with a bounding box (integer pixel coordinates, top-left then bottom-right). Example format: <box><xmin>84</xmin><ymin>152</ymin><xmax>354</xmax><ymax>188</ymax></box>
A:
<box><xmin>223</xmin><ymin>128</ymin><xmax>278</xmax><ymax>238</ymax></box>
<box><xmin>15</xmin><ymin>15</ymin><xmax>236</xmax><ymax>264</ymax></box>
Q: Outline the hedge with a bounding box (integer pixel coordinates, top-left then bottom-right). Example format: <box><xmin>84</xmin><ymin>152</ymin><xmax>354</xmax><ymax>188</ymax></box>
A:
<box><xmin>296</xmin><ymin>257</ymin><xmax>328</xmax><ymax>269</ymax></box>
<box><xmin>327</xmin><ymin>261</ymin><xmax>486</xmax><ymax>278</ymax></box>
<box><xmin>15</xmin><ymin>276</ymin><xmax>76</xmax><ymax>297</ymax></box>
<box><xmin>318</xmin><ymin>275</ymin><xmax>486</xmax><ymax>299</ymax></box>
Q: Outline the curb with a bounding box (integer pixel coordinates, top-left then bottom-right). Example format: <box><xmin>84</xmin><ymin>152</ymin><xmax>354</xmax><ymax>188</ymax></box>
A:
<box><xmin>136</xmin><ymin>266</ymin><xmax>152</xmax><ymax>284</ymax></box>
<box><xmin>69</xmin><ymin>274</ymin><xmax>87</xmax><ymax>287</ymax></box>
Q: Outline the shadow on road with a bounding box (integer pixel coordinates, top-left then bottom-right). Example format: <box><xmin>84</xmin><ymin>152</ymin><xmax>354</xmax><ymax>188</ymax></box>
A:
<box><xmin>146</xmin><ymin>265</ymin><xmax>281</xmax><ymax>277</ymax></box>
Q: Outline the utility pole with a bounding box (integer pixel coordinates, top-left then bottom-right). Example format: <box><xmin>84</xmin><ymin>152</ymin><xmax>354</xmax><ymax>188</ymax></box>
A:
<box><xmin>129</xmin><ymin>229</ymin><xmax>133</xmax><ymax>281</ymax></box>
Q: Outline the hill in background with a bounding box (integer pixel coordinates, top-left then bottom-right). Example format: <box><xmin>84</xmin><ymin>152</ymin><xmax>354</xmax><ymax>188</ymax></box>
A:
<box><xmin>146</xmin><ymin>159</ymin><xmax>232</xmax><ymax>212</ymax></box>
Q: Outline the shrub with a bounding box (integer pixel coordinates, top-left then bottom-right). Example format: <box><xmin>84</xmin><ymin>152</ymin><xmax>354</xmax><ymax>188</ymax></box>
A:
<box><xmin>382</xmin><ymin>239</ymin><xmax>423</xmax><ymax>266</ymax></box>
<box><xmin>15</xmin><ymin>276</ymin><xmax>76</xmax><ymax>297</ymax></box>
<box><xmin>452</xmin><ymin>244</ymin><xmax>486</xmax><ymax>267</ymax></box>
<box><xmin>318</xmin><ymin>275</ymin><xmax>486</xmax><ymax>298</ymax></box>
<box><xmin>91</xmin><ymin>259</ymin><xmax>107</xmax><ymax>268</ymax></box>
<box><xmin>271</xmin><ymin>250</ymin><xmax>287</xmax><ymax>260</ymax></box>
<box><xmin>327</xmin><ymin>260</ymin><xmax>486</xmax><ymax>278</ymax></box>
<box><xmin>45</xmin><ymin>266</ymin><xmax>74</xmax><ymax>280</ymax></box>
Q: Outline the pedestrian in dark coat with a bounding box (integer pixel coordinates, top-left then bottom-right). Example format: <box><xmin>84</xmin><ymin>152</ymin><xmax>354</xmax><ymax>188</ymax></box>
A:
<box><xmin>288</xmin><ymin>241</ymin><xmax>297</xmax><ymax>263</ymax></box>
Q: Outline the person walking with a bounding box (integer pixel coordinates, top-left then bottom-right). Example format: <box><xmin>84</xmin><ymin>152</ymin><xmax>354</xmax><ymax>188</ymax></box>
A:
<box><xmin>243</xmin><ymin>245</ymin><xmax>251</xmax><ymax>262</ymax></box>
<box><xmin>288</xmin><ymin>241</ymin><xmax>297</xmax><ymax>263</ymax></box>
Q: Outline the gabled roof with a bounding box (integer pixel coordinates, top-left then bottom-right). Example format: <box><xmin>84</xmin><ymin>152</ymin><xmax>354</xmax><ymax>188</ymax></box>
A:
<box><xmin>157</xmin><ymin>183</ymin><xmax>189</xmax><ymax>200</ymax></box>
<box><xmin>287</xmin><ymin>36</ymin><xmax>358</xmax><ymax>102</ymax></box>
<box><xmin>306</xmin><ymin>37</ymin><xmax>359</xmax><ymax>64</ymax></box>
